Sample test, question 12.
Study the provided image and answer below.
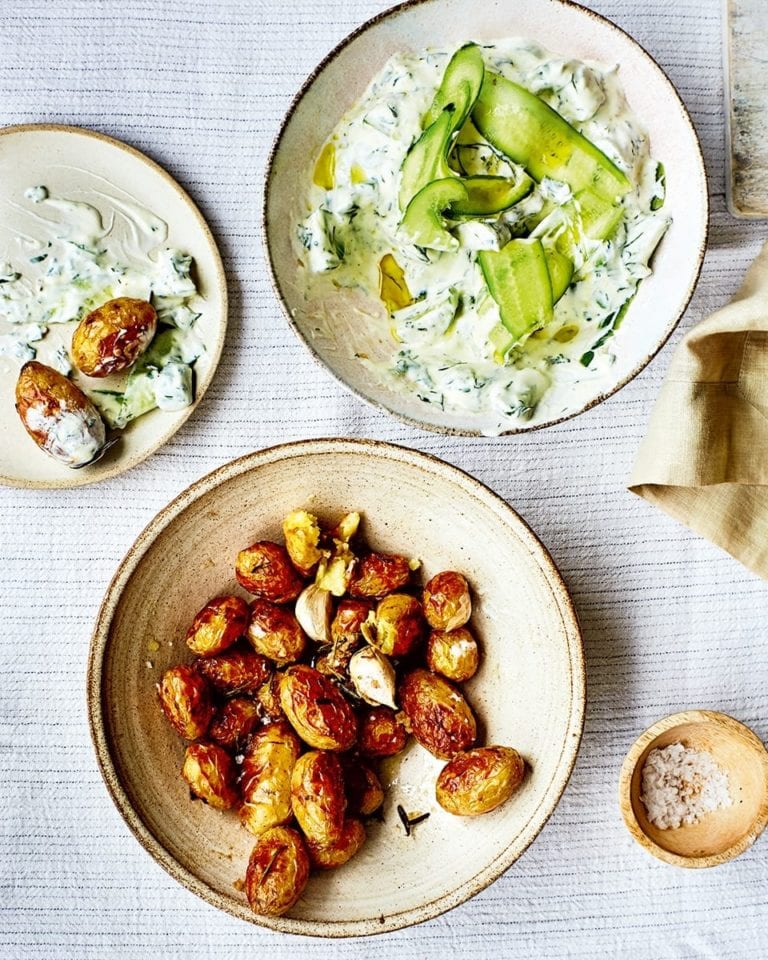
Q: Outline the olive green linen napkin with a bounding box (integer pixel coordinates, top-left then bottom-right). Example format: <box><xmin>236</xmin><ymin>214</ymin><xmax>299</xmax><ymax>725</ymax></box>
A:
<box><xmin>629</xmin><ymin>240</ymin><xmax>768</xmax><ymax>579</ymax></box>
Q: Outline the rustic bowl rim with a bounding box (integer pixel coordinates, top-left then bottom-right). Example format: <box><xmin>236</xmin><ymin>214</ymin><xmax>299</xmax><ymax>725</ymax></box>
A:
<box><xmin>618</xmin><ymin>709</ymin><xmax>768</xmax><ymax>869</ymax></box>
<box><xmin>262</xmin><ymin>0</ymin><xmax>709</xmax><ymax>438</ymax></box>
<box><xmin>0</xmin><ymin>122</ymin><xmax>229</xmax><ymax>489</ymax></box>
<box><xmin>87</xmin><ymin>437</ymin><xmax>586</xmax><ymax>936</ymax></box>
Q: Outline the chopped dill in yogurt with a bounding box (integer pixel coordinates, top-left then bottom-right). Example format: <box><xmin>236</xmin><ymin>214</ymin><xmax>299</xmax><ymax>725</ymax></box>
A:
<box><xmin>295</xmin><ymin>39</ymin><xmax>670</xmax><ymax>433</ymax></box>
<box><xmin>0</xmin><ymin>186</ymin><xmax>205</xmax><ymax>428</ymax></box>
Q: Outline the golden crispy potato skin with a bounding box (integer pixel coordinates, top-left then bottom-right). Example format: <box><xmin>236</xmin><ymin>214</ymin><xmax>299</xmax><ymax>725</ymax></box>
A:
<box><xmin>240</xmin><ymin>722</ymin><xmax>301</xmax><ymax>837</ymax></box>
<box><xmin>331</xmin><ymin>599</ymin><xmax>373</xmax><ymax>644</ymax></box>
<box><xmin>196</xmin><ymin>646</ymin><xmax>272</xmax><ymax>695</ymax></box>
<box><xmin>436</xmin><ymin>746</ymin><xmax>525</xmax><ymax>816</ymax></box>
<box><xmin>348</xmin><ymin>553</ymin><xmax>411</xmax><ymax>598</ymax></box>
<box><xmin>247</xmin><ymin>600</ymin><xmax>307</xmax><ymax>664</ymax></box>
<box><xmin>279</xmin><ymin>665</ymin><xmax>358</xmax><ymax>751</ymax></box>
<box><xmin>235</xmin><ymin>541</ymin><xmax>304</xmax><ymax>603</ymax></box>
<box><xmin>342</xmin><ymin>759</ymin><xmax>384</xmax><ymax>816</ymax></box>
<box><xmin>426</xmin><ymin>627</ymin><xmax>479</xmax><ymax>682</ymax></box>
<box><xmin>245</xmin><ymin>826</ymin><xmax>310</xmax><ymax>917</ymax></box>
<box><xmin>282</xmin><ymin>509</ymin><xmax>323</xmax><ymax>576</ymax></box>
<box><xmin>208</xmin><ymin>697</ymin><xmax>261</xmax><ymax>751</ymax></box>
<box><xmin>399</xmin><ymin>668</ymin><xmax>476</xmax><ymax>759</ymax></box>
<box><xmin>256</xmin><ymin>672</ymin><xmax>285</xmax><ymax>721</ymax></box>
<box><xmin>185</xmin><ymin>595</ymin><xmax>249</xmax><ymax>657</ymax></box>
<box><xmin>291</xmin><ymin>751</ymin><xmax>346</xmax><ymax>847</ymax></box>
<box><xmin>159</xmin><ymin>664</ymin><xmax>214</xmax><ymax>740</ymax></box>
<box><xmin>15</xmin><ymin>361</ymin><xmax>106</xmax><ymax>467</ymax></box>
<box><xmin>182</xmin><ymin>742</ymin><xmax>239</xmax><ymax>809</ymax></box>
<box><xmin>359</xmin><ymin>706</ymin><xmax>409</xmax><ymax>758</ymax></box>
<box><xmin>306</xmin><ymin>818</ymin><xmax>366</xmax><ymax>870</ymax></box>
<box><xmin>71</xmin><ymin>297</ymin><xmax>157</xmax><ymax>377</ymax></box>
<box><xmin>315</xmin><ymin>599</ymin><xmax>373</xmax><ymax>678</ymax></box>
<box><xmin>423</xmin><ymin>571</ymin><xmax>472</xmax><ymax>631</ymax></box>
<box><xmin>370</xmin><ymin>594</ymin><xmax>425</xmax><ymax>657</ymax></box>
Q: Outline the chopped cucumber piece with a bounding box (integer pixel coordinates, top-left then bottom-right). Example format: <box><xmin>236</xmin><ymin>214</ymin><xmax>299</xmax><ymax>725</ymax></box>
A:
<box><xmin>424</xmin><ymin>43</ymin><xmax>485</xmax><ymax>129</ymax></box>
<box><xmin>400</xmin><ymin>178</ymin><xmax>468</xmax><ymax>251</ymax></box>
<box><xmin>543</xmin><ymin>245</ymin><xmax>574</xmax><ymax>302</ymax></box>
<box><xmin>478</xmin><ymin>238</ymin><xmax>553</xmax><ymax>345</ymax></box>
<box><xmin>399</xmin><ymin>108</ymin><xmax>456</xmax><ymax>210</ymax></box>
<box><xmin>574</xmin><ymin>188</ymin><xmax>624</xmax><ymax>241</ymax></box>
<box><xmin>400</xmin><ymin>45</ymin><xmax>485</xmax><ymax>210</ymax></box>
<box><xmin>472</xmin><ymin>72</ymin><xmax>632</xmax><ymax>203</ymax></box>
<box><xmin>451</xmin><ymin>173</ymin><xmax>533</xmax><ymax>218</ymax></box>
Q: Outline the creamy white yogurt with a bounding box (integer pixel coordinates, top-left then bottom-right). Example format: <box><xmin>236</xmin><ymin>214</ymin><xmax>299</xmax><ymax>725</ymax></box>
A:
<box><xmin>0</xmin><ymin>186</ymin><xmax>204</xmax><ymax>428</ymax></box>
<box><xmin>295</xmin><ymin>39</ymin><xmax>670</xmax><ymax>431</ymax></box>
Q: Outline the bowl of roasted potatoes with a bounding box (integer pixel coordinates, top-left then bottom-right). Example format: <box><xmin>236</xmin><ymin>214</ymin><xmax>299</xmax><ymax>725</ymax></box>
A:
<box><xmin>88</xmin><ymin>438</ymin><xmax>584</xmax><ymax>935</ymax></box>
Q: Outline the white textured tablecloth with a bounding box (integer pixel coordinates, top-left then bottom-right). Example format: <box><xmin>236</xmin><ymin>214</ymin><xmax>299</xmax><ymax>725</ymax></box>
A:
<box><xmin>1</xmin><ymin>1</ymin><xmax>766</xmax><ymax>957</ymax></box>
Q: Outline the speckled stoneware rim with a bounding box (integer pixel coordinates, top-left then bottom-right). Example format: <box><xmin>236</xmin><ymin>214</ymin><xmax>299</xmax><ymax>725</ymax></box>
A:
<box><xmin>0</xmin><ymin>122</ymin><xmax>228</xmax><ymax>489</ymax></box>
<box><xmin>618</xmin><ymin>710</ymin><xmax>768</xmax><ymax>869</ymax></box>
<box><xmin>87</xmin><ymin>437</ymin><xmax>586</xmax><ymax>936</ymax></box>
<box><xmin>263</xmin><ymin>0</ymin><xmax>709</xmax><ymax>438</ymax></box>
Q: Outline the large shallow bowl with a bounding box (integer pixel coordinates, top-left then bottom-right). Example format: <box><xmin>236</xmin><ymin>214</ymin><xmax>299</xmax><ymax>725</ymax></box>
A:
<box><xmin>88</xmin><ymin>438</ymin><xmax>585</xmax><ymax>936</ymax></box>
<box><xmin>265</xmin><ymin>0</ymin><xmax>708</xmax><ymax>435</ymax></box>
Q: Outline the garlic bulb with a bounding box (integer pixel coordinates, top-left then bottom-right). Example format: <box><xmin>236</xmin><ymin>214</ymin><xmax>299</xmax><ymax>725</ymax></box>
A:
<box><xmin>294</xmin><ymin>584</ymin><xmax>333</xmax><ymax>643</ymax></box>
<box><xmin>349</xmin><ymin>645</ymin><xmax>397</xmax><ymax>709</ymax></box>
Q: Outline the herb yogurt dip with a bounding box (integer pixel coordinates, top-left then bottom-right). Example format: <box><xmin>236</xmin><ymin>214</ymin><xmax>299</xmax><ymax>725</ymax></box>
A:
<box><xmin>295</xmin><ymin>40</ymin><xmax>670</xmax><ymax>432</ymax></box>
<box><xmin>0</xmin><ymin>185</ymin><xmax>203</xmax><ymax>429</ymax></box>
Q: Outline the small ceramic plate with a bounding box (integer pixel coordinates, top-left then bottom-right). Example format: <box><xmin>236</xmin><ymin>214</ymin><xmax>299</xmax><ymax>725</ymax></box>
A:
<box><xmin>88</xmin><ymin>438</ymin><xmax>585</xmax><ymax>936</ymax></box>
<box><xmin>0</xmin><ymin>124</ymin><xmax>227</xmax><ymax>488</ymax></box>
<box><xmin>265</xmin><ymin>0</ymin><xmax>708</xmax><ymax>435</ymax></box>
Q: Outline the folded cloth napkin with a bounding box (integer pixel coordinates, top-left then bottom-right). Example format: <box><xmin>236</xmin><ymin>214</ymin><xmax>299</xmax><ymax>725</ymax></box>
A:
<box><xmin>629</xmin><ymin>239</ymin><xmax>768</xmax><ymax>579</ymax></box>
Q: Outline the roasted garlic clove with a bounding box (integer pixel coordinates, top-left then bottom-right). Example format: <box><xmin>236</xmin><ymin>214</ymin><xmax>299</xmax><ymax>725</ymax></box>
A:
<box><xmin>314</xmin><ymin>512</ymin><xmax>360</xmax><ymax>596</ymax></box>
<box><xmin>348</xmin><ymin>645</ymin><xmax>397</xmax><ymax>709</ymax></box>
<box><xmin>294</xmin><ymin>584</ymin><xmax>333</xmax><ymax>643</ymax></box>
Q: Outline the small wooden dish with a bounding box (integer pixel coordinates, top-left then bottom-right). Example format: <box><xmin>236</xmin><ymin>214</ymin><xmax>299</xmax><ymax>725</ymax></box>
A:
<box><xmin>619</xmin><ymin>711</ymin><xmax>768</xmax><ymax>868</ymax></box>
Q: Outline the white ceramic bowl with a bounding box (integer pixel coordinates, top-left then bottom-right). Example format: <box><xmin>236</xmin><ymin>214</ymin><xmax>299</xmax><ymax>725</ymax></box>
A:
<box><xmin>265</xmin><ymin>0</ymin><xmax>708</xmax><ymax>435</ymax></box>
<box><xmin>88</xmin><ymin>439</ymin><xmax>584</xmax><ymax>936</ymax></box>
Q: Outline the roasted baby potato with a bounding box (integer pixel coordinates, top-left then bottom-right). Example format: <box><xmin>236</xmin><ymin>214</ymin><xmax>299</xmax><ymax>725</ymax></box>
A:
<box><xmin>71</xmin><ymin>296</ymin><xmax>157</xmax><ymax>377</ymax></box>
<box><xmin>208</xmin><ymin>697</ymin><xmax>261</xmax><ymax>751</ymax></box>
<box><xmin>359</xmin><ymin>706</ymin><xmax>409</xmax><ymax>758</ymax></box>
<box><xmin>282</xmin><ymin>509</ymin><xmax>324</xmax><ymax>575</ymax></box>
<box><xmin>435</xmin><ymin>746</ymin><xmax>525</xmax><ymax>816</ymax></box>
<box><xmin>316</xmin><ymin>599</ymin><xmax>373</xmax><ymax>677</ymax></box>
<box><xmin>306</xmin><ymin>818</ymin><xmax>366</xmax><ymax>870</ymax></box>
<box><xmin>235</xmin><ymin>541</ymin><xmax>304</xmax><ymax>603</ymax></box>
<box><xmin>245</xmin><ymin>826</ymin><xmax>310</xmax><ymax>917</ymax></box>
<box><xmin>348</xmin><ymin>553</ymin><xmax>412</xmax><ymax>598</ymax></box>
<box><xmin>426</xmin><ymin>627</ymin><xmax>479</xmax><ymax>682</ymax></box>
<box><xmin>368</xmin><ymin>593</ymin><xmax>425</xmax><ymax>658</ymax></box>
<box><xmin>399</xmin><ymin>668</ymin><xmax>477</xmax><ymax>759</ymax></box>
<box><xmin>159</xmin><ymin>664</ymin><xmax>214</xmax><ymax>740</ymax></box>
<box><xmin>247</xmin><ymin>600</ymin><xmax>307</xmax><ymax>664</ymax></box>
<box><xmin>342</xmin><ymin>758</ymin><xmax>384</xmax><ymax>816</ymax></box>
<box><xmin>331</xmin><ymin>598</ymin><xmax>373</xmax><ymax>644</ymax></box>
<box><xmin>185</xmin><ymin>595</ymin><xmax>249</xmax><ymax>657</ymax></box>
<box><xmin>279</xmin><ymin>664</ymin><xmax>358</xmax><ymax>751</ymax></box>
<box><xmin>423</xmin><ymin>571</ymin><xmax>472</xmax><ymax>631</ymax></box>
<box><xmin>290</xmin><ymin>750</ymin><xmax>346</xmax><ymax>847</ymax></box>
<box><xmin>196</xmin><ymin>645</ymin><xmax>272</xmax><ymax>695</ymax></box>
<box><xmin>256</xmin><ymin>671</ymin><xmax>285</xmax><ymax>721</ymax></box>
<box><xmin>240</xmin><ymin>721</ymin><xmax>301</xmax><ymax>837</ymax></box>
<box><xmin>182</xmin><ymin>742</ymin><xmax>239</xmax><ymax>809</ymax></box>
<box><xmin>15</xmin><ymin>361</ymin><xmax>106</xmax><ymax>468</ymax></box>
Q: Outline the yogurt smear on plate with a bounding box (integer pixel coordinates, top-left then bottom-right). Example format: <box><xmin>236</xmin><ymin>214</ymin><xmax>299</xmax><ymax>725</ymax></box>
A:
<box><xmin>0</xmin><ymin>185</ymin><xmax>204</xmax><ymax>429</ymax></box>
<box><xmin>295</xmin><ymin>39</ymin><xmax>670</xmax><ymax>433</ymax></box>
